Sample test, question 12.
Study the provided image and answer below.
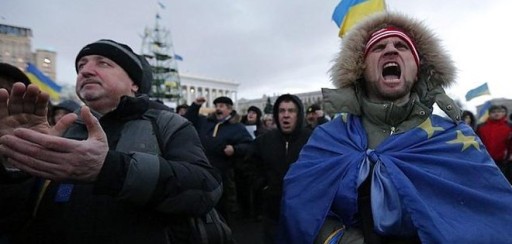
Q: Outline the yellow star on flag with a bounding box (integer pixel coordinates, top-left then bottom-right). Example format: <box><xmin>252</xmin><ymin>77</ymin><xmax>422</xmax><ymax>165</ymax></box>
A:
<box><xmin>418</xmin><ymin>118</ymin><xmax>444</xmax><ymax>138</ymax></box>
<box><xmin>447</xmin><ymin>130</ymin><xmax>480</xmax><ymax>152</ymax></box>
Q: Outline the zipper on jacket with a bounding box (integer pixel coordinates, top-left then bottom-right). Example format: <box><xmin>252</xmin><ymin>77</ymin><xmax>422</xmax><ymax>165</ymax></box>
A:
<box><xmin>285</xmin><ymin>141</ymin><xmax>289</xmax><ymax>156</ymax></box>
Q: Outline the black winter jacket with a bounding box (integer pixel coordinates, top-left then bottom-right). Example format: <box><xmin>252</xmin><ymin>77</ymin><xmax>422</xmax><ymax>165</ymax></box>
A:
<box><xmin>0</xmin><ymin>95</ymin><xmax>221</xmax><ymax>244</ymax></box>
<box><xmin>184</xmin><ymin>103</ymin><xmax>253</xmax><ymax>171</ymax></box>
<box><xmin>250</xmin><ymin>94</ymin><xmax>312</xmax><ymax>221</ymax></box>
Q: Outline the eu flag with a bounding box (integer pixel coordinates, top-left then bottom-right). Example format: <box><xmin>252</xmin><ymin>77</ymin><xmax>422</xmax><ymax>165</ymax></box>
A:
<box><xmin>278</xmin><ymin>114</ymin><xmax>512</xmax><ymax>243</ymax></box>
<box><xmin>332</xmin><ymin>0</ymin><xmax>386</xmax><ymax>37</ymax></box>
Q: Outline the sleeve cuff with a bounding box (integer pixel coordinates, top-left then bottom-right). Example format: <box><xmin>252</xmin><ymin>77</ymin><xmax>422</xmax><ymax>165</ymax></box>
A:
<box><xmin>93</xmin><ymin>151</ymin><xmax>128</xmax><ymax>196</ymax></box>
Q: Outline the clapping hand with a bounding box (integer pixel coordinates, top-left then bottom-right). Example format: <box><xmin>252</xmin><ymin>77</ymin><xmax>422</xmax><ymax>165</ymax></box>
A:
<box><xmin>0</xmin><ymin>106</ymin><xmax>108</xmax><ymax>182</ymax></box>
<box><xmin>0</xmin><ymin>82</ymin><xmax>52</xmax><ymax>137</ymax></box>
<box><xmin>0</xmin><ymin>83</ymin><xmax>109</xmax><ymax>182</ymax></box>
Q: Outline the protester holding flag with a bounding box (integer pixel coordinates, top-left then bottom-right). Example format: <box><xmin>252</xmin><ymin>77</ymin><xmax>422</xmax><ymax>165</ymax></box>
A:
<box><xmin>278</xmin><ymin>12</ymin><xmax>512</xmax><ymax>243</ymax></box>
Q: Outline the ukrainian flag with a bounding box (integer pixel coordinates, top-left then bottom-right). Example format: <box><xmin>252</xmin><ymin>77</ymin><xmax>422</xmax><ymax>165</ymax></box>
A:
<box><xmin>465</xmin><ymin>82</ymin><xmax>490</xmax><ymax>101</ymax></box>
<box><xmin>332</xmin><ymin>0</ymin><xmax>386</xmax><ymax>37</ymax></box>
<box><xmin>25</xmin><ymin>63</ymin><xmax>62</xmax><ymax>100</ymax></box>
<box><xmin>477</xmin><ymin>100</ymin><xmax>492</xmax><ymax>124</ymax></box>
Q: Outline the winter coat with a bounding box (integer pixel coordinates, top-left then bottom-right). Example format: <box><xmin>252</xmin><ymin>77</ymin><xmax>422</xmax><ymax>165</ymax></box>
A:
<box><xmin>286</xmin><ymin>12</ymin><xmax>463</xmax><ymax>243</ymax></box>
<box><xmin>1</xmin><ymin>95</ymin><xmax>221</xmax><ymax>244</ymax></box>
<box><xmin>250</xmin><ymin>94</ymin><xmax>312</xmax><ymax>221</ymax></box>
<box><xmin>477</xmin><ymin>117</ymin><xmax>512</xmax><ymax>162</ymax></box>
<box><xmin>185</xmin><ymin>103</ymin><xmax>253</xmax><ymax>172</ymax></box>
<box><xmin>279</xmin><ymin>12</ymin><xmax>512</xmax><ymax>244</ymax></box>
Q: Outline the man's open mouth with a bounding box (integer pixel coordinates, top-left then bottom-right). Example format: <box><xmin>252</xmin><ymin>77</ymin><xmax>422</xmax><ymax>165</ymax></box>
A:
<box><xmin>382</xmin><ymin>62</ymin><xmax>401</xmax><ymax>80</ymax></box>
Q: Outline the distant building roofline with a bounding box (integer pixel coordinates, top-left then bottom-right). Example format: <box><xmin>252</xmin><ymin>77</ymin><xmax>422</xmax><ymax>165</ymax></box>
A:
<box><xmin>0</xmin><ymin>24</ymin><xmax>32</xmax><ymax>37</ymax></box>
<box><xmin>180</xmin><ymin>72</ymin><xmax>239</xmax><ymax>86</ymax></box>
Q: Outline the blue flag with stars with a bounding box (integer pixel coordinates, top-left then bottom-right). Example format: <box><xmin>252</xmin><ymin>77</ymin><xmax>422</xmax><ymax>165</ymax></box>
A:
<box><xmin>278</xmin><ymin>114</ymin><xmax>512</xmax><ymax>244</ymax></box>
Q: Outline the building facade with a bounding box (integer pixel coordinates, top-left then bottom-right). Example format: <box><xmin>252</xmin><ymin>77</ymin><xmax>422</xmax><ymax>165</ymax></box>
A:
<box><xmin>0</xmin><ymin>24</ymin><xmax>32</xmax><ymax>70</ymax></box>
<box><xmin>0</xmin><ymin>24</ymin><xmax>57</xmax><ymax>81</ymax></box>
<box><xmin>33</xmin><ymin>49</ymin><xmax>57</xmax><ymax>81</ymax></box>
<box><xmin>179</xmin><ymin>73</ymin><xmax>240</xmax><ymax>109</ymax></box>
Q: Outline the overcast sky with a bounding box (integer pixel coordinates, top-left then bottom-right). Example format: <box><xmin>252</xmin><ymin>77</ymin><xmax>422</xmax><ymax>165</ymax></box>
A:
<box><xmin>2</xmin><ymin>0</ymin><xmax>511</xmax><ymax>112</ymax></box>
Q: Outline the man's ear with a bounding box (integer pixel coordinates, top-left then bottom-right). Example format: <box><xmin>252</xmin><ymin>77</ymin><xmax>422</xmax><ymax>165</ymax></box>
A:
<box><xmin>131</xmin><ymin>83</ymin><xmax>139</xmax><ymax>93</ymax></box>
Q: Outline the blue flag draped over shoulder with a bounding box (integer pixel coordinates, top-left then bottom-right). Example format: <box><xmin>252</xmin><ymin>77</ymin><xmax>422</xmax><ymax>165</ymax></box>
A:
<box><xmin>278</xmin><ymin>114</ymin><xmax>512</xmax><ymax>244</ymax></box>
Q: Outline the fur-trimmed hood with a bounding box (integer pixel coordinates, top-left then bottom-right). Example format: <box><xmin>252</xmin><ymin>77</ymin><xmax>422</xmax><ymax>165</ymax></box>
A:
<box><xmin>325</xmin><ymin>12</ymin><xmax>461</xmax><ymax>122</ymax></box>
<box><xmin>330</xmin><ymin>12</ymin><xmax>455</xmax><ymax>89</ymax></box>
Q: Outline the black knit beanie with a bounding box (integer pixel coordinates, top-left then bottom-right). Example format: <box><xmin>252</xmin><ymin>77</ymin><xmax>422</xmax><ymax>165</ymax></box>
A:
<box><xmin>75</xmin><ymin>39</ymin><xmax>152</xmax><ymax>94</ymax></box>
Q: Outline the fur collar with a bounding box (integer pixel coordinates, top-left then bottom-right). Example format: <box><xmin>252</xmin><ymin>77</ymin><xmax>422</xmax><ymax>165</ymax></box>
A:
<box><xmin>330</xmin><ymin>12</ymin><xmax>456</xmax><ymax>90</ymax></box>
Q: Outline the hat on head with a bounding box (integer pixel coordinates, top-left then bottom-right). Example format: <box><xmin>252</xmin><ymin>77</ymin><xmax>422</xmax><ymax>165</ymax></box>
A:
<box><xmin>307</xmin><ymin>104</ymin><xmax>321</xmax><ymax>114</ymax></box>
<box><xmin>248</xmin><ymin>105</ymin><xmax>262</xmax><ymax>118</ymax></box>
<box><xmin>213</xmin><ymin>96</ymin><xmax>233</xmax><ymax>106</ymax></box>
<box><xmin>0</xmin><ymin>63</ymin><xmax>31</xmax><ymax>86</ymax></box>
<box><xmin>75</xmin><ymin>39</ymin><xmax>152</xmax><ymax>94</ymax></box>
<box><xmin>364</xmin><ymin>27</ymin><xmax>420</xmax><ymax>67</ymax></box>
<box><xmin>137</xmin><ymin>54</ymin><xmax>153</xmax><ymax>94</ymax></box>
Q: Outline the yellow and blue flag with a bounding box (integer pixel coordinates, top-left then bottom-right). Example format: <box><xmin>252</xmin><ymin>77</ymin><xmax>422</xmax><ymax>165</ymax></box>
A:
<box><xmin>476</xmin><ymin>100</ymin><xmax>492</xmax><ymax>124</ymax></box>
<box><xmin>25</xmin><ymin>63</ymin><xmax>62</xmax><ymax>100</ymax></box>
<box><xmin>465</xmin><ymin>82</ymin><xmax>490</xmax><ymax>101</ymax></box>
<box><xmin>332</xmin><ymin>0</ymin><xmax>386</xmax><ymax>37</ymax></box>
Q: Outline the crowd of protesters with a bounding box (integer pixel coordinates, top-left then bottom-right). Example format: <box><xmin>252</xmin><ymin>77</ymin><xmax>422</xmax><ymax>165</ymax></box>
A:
<box><xmin>178</xmin><ymin>93</ymin><xmax>324</xmax><ymax>243</ymax></box>
<box><xmin>0</xmin><ymin>59</ymin><xmax>325</xmax><ymax>244</ymax></box>
<box><xmin>2</xmin><ymin>11</ymin><xmax>512</xmax><ymax>244</ymax></box>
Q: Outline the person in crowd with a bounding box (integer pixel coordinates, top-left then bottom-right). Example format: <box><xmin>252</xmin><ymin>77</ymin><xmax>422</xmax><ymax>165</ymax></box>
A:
<box><xmin>0</xmin><ymin>39</ymin><xmax>221</xmax><ymax>243</ymax></box>
<box><xmin>184</xmin><ymin>96</ymin><xmax>253</xmax><ymax>224</ymax></box>
<box><xmin>249</xmin><ymin>94</ymin><xmax>311</xmax><ymax>243</ymax></box>
<box><xmin>462</xmin><ymin>110</ymin><xmax>476</xmax><ymax>130</ymax></box>
<box><xmin>305</xmin><ymin>103</ymin><xmax>330</xmax><ymax>130</ymax></box>
<box><xmin>476</xmin><ymin>104</ymin><xmax>512</xmax><ymax>182</ymax></box>
<box><xmin>261</xmin><ymin>114</ymin><xmax>276</xmax><ymax>131</ymax></box>
<box><xmin>235</xmin><ymin>105</ymin><xmax>263</xmax><ymax>220</ymax></box>
<box><xmin>50</xmin><ymin>99</ymin><xmax>81</xmax><ymax>125</ymax></box>
<box><xmin>241</xmin><ymin>105</ymin><xmax>264</xmax><ymax>139</ymax></box>
<box><xmin>175</xmin><ymin>103</ymin><xmax>189</xmax><ymax>116</ymax></box>
<box><xmin>0</xmin><ymin>62</ymin><xmax>33</xmax><ymax>243</ymax></box>
<box><xmin>278</xmin><ymin>12</ymin><xmax>512</xmax><ymax>243</ymax></box>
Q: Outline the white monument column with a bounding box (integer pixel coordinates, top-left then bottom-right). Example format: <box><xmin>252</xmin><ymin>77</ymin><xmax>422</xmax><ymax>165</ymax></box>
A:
<box><xmin>207</xmin><ymin>87</ymin><xmax>213</xmax><ymax>108</ymax></box>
